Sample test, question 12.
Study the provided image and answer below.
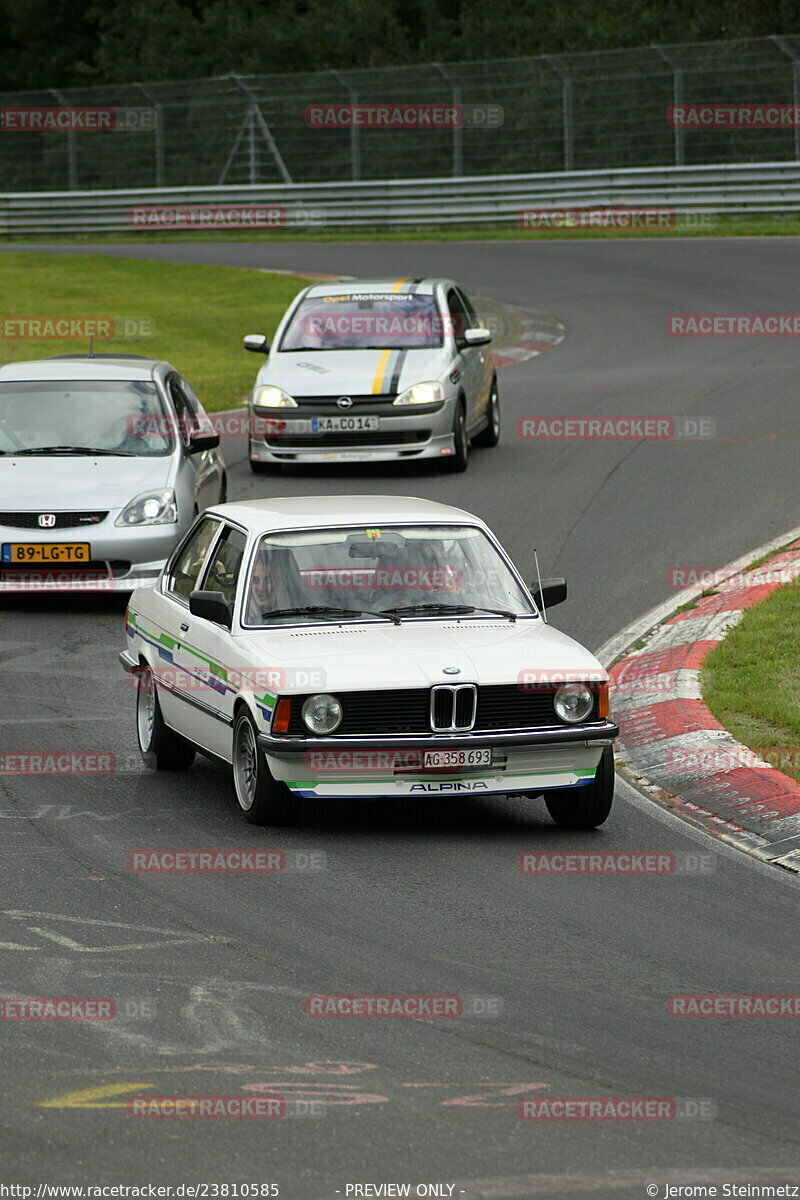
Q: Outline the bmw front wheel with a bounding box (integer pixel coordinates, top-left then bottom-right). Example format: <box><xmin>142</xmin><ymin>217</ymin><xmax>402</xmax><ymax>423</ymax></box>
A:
<box><xmin>232</xmin><ymin>709</ymin><xmax>295</xmax><ymax>825</ymax></box>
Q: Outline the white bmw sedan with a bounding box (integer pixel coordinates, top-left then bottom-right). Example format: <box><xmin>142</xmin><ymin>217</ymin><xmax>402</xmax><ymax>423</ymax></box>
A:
<box><xmin>120</xmin><ymin>496</ymin><xmax>617</xmax><ymax>828</ymax></box>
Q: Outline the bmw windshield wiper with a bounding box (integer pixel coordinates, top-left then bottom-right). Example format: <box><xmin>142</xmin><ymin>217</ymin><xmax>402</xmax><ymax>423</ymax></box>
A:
<box><xmin>263</xmin><ymin>605</ymin><xmax>400</xmax><ymax>625</ymax></box>
<box><xmin>12</xmin><ymin>445</ymin><xmax>136</xmax><ymax>456</ymax></box>
<box><xmin>382</xmin><ymin>602</ymin><xmax>519</xmax><ymax>622</ymax></box>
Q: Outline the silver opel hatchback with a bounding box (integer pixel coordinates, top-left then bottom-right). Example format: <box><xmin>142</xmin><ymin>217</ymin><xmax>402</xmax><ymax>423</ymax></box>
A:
<box><xmin>243</xmin><ymin>277</ymin><xmax>500</xmax><ymax>473</ymax></box>
<box><xmin>0</xmin><ymin>354</ymin><xmax>226</xmax><ymax>593</ymax></box>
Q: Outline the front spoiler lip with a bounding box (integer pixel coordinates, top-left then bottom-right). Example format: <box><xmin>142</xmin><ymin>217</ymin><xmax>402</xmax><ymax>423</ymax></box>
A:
<box><xmin>251</xmin><ymin>429</ymin><xmax>457</xmax><ymax>464</ymax></box>
<box><xmin>259</xmin><ymin>721</ymin><xmax>619</xmax><ymax>759</ymax></box>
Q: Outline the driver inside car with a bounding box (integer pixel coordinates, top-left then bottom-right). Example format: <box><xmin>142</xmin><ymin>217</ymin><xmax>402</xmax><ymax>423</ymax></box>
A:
<box><xmin>368</xmin><ymin>537</ymin><xmax>457</xmax><ymax>610</ymax></box>
<box><xmin>246</xmin><ymin>544</ymin><xmax>305</xmax><ymax>622</ymax></box>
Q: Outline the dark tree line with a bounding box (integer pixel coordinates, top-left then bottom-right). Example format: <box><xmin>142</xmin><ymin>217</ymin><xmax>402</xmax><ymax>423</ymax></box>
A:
<box><xmin>1</xmin><ymin>0</ymin><xmax>797</xmax><ymax>91</ymax></box>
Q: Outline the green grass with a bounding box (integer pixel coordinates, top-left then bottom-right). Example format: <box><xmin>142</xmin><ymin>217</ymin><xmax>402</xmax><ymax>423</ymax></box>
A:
<box><xmin>6</xmin><ymin>214</ymin><xmax>800</xmax><ymax>244</ymax></box>
<box><xmin>674</xmin><ymin>588</ymin><xmax>720</xmax><ymax>614</ymax></box>
<box><xmin>701</xmin><ymin>583</ymin><xmax>800</xmax><ymax>784</ymax></box>
<box><xmin>0</xmin><ymin>252</ymin><xmax>311</xmax><ymax>410</ymax></box>
<box><xmin>743</xmin><ymin>537</ymin><xmax>800</xmax><ymax>574</ymax></box>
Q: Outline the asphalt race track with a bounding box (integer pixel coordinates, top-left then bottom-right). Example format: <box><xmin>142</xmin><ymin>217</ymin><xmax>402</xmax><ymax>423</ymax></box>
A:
<box><xmin>1</xmin><ymin>238</ymin><xmax>799</xmax><ymax>1197</ymax></box>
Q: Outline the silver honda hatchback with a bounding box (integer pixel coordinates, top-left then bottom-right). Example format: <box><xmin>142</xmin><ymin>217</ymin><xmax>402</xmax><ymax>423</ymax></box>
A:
<box><xmin>243</xmin><ymin>277</ymin><xmax>500</xmax><ymax>473</ymax></box>
<box><xmin>0</xmin><ymin>354</ymin><xmax>226</xmax><ymax>593</ymax></box>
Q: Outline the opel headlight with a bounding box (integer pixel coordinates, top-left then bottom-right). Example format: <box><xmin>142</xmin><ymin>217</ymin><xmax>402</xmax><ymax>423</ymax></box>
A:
<box><xmin>302</xmin><ymin>693</ymin><xmax>343</xmax><ymax>734</ymax></box>
<box><xmin>554</xmin><ymin>683</ymin><xmax>594</xmax><ymax>723</ymax></box>
<box><xmin>253</xmin><ymin>386</ymin><xmax>298</xmax><ymax>409</ymax></box>
<box><xmin>393</xmin><ymin>381</ymin><xmax>444</xmax><ymax>406</ymax></box>
<box><xmin>115</xmin><ymin>488</ymin><xmax>178</xmax><ymax>527</ymax></box>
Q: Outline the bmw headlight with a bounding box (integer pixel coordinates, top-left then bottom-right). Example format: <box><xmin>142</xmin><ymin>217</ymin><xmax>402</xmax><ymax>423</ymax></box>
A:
<box><xmin>115</xmin><ymin>488</ymin><xmax>178</xmax><ymax>527</ymax></box>
<box><xmin>393</xmin><ymin>381</ymin><xmax>444</xmax><ymax>406</ymax></box>
<box><xmin>253</xmin><ymin>386</ymin><xmax>298</xmax><ymax>409</ymax></box>
<box><xmin>554</xmin><ymin>683</ymin><xmax>594</xmax><ymax>723</ymax></box>
<box><xmin>302</xmin><ymin>693</ymin><xmax>343</xmax><ymax>734</ymax></box>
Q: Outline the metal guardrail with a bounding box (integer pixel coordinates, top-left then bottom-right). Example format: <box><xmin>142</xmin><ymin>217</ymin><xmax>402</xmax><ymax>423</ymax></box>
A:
<box><xmin>1</xmin><ymin>162</ymin><xmax>799</xmax><ymax>234</ymax></box>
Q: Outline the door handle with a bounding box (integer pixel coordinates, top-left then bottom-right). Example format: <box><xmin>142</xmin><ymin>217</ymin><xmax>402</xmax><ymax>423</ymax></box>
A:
<box><xmin>180</xmin><ymin>622</ymin><xmax>190</xmax><ymax>633</ymax></box>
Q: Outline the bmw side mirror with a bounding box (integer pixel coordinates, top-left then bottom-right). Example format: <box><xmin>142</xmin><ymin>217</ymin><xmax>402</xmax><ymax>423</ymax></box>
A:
<box><xmin>243</xmin><ymin>334</ymin><xmax>269</xmax><ymax>354</ymax></box>
<box><xmin>189</xmin><ymin>590</ymin><xmax>232</xmax><ymax>628</ymax></box>
<box><xmin>530</xmin><ymin>578</ymin><xmax>567</xmax><ymax>611</ymax></box>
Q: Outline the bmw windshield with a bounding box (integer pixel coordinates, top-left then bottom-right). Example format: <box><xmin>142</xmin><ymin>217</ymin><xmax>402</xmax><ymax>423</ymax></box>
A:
<box><xmin>243</xmin><ymin>524</ymin><xmax>536</xmax><ymax>625</ymax></box>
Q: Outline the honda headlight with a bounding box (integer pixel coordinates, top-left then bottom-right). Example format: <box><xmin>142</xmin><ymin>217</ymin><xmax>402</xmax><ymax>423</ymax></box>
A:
<box><xmin>393</xmin><ymin>381</ymin><xmax>444</xmax><ymax>406</ymax></box>
<box><xmin>302</xmin><ymin>694</ymin><xmax>343</xmax><ymax>735</ymax></box>
<box><xmin>554</xmin><ymin>683</ymin><xmax>594</xmax><ymax>723</ymax></box>
<box><xmin>253</xmin><ymin>386</ymin><xmax>298</xmax><ymax>409</ymax></box>
<box><xmin>115</xmin><ymin>488</ymin><xmax>178</xmax><ymax>527</ymax></box>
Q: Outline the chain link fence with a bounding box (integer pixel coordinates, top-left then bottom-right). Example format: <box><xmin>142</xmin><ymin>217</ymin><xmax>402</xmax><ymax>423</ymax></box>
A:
<box><xmin>1</xmin><ymin>34</ymin><xmax>799</xmax><ymax>192</ymax></box>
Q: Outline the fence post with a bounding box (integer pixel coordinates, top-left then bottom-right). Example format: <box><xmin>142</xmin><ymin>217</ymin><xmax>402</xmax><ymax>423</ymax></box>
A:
<box><xmin>229</xmin><ymin>75</ymin><xmax>293</xmax><ymax>183</ymax></box>
<box><xmin>432</xmin><ymin>63</ymin><xmax>462</xmax><ymax>176</ymax></box>
<box><xmin>770</xmin><ymin>35</ymin><xmax>800</xmax><ymax>161</ymax></box>
<box><xmin>653</xmin><ymin>45</ymin><xmax>684</xmax><ymax>166</ymax></box>
<box><xmin>331</xmin><ymin>71</ymin><xmax>360</xmax><ymax>181</ymax></box>
<box><xmin>136</xmin><ymin>82</ymin><xmax>164</xmax><ymax>187</ymax></box>
<box><xmin>545</xmin><ymin>57</ymin><xmax>574</xmax><ymax>171</ymax></box>
<box><xmin>50</xmin><ymin>88</ymin><xmax>77</xmax><ymax>190</ymax></box>
<box><xmin>248</xmin><ymin>106</ymin><xmax>257</xmax><ymax>184</ymax></box>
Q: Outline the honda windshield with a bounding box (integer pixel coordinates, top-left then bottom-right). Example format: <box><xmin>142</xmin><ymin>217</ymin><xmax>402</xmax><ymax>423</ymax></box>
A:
<box><xmin>0</xmin><ymin>380</ymin><xmax>173</xmax><ymax>457</ymax></box>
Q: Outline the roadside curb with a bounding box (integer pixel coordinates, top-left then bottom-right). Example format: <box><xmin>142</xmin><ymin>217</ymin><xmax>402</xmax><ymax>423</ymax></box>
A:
<box><xmin>602</xmin><ymin>535</ymin><xmax>800</xmax><ymax>874</ymax></box>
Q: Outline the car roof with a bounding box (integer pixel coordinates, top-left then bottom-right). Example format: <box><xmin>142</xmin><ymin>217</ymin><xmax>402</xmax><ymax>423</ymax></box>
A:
<box><xmin>303</xmin><ymin>277</ymin><xmax>441</xmax><ymax>297</ymax></box>
<box><xmin>207</xmin><ymin>495</ymin><xmax>486</xmax><ymax>533</ymax></box>
<box><xmin>0</xmin><ymin>355</ymin><xmax>163</xmax><ymax>382</ymax></box>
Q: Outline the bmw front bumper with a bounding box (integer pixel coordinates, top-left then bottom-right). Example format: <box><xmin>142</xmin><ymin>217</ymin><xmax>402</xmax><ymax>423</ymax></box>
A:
<box><xmin>258</xmin><ymin>722</ymin><xmax>618</xmax><ymax>799</ymax></box>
